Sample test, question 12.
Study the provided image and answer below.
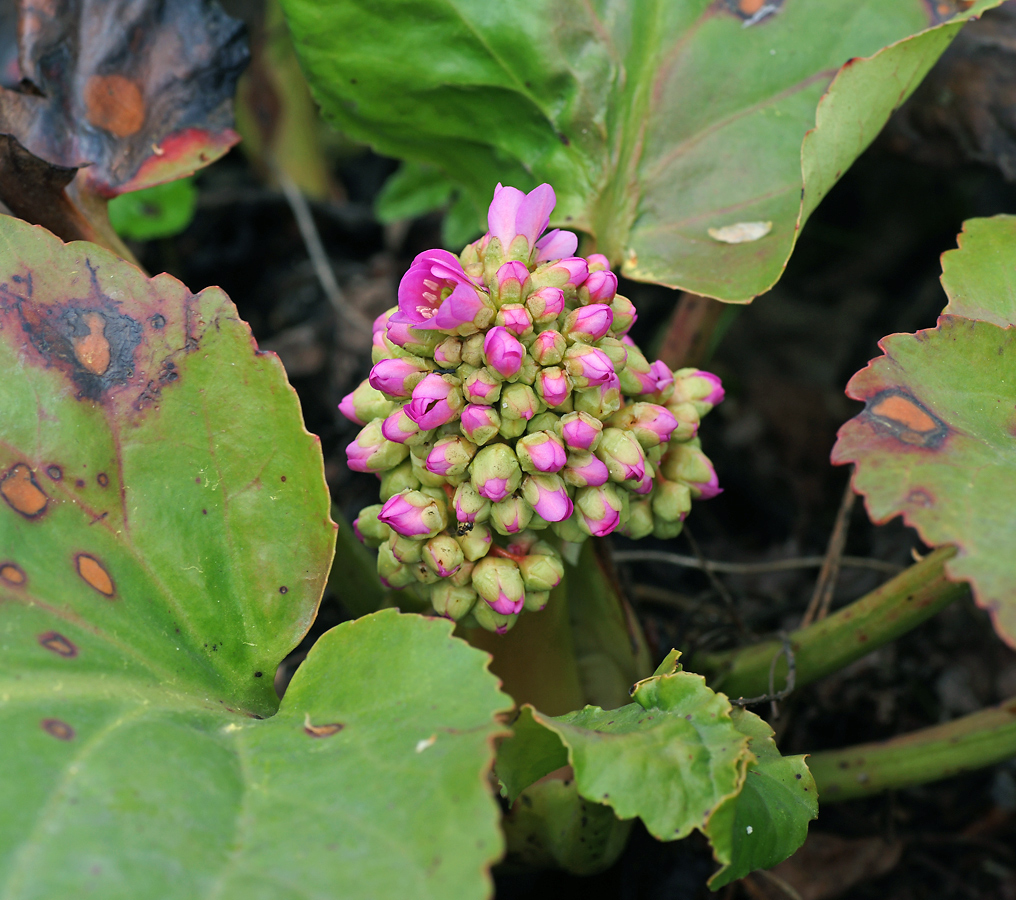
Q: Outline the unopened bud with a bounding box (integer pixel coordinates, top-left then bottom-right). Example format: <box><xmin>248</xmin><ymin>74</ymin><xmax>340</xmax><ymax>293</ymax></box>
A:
<box><xmin>671</xmin><ymin>368</ymin><xmax>725</xmax><ymax>415</ymax></box>
<box><xmin>431</xmin><ymin>582</ymin><xmax>478</xmax><ymax>620</ymax></box>
<box><xmin>578</xmin><ymin>269</ymin><xmax>618</xmax><ymax>305</ymax></box>
<box><xmin>575</xmin><ymin>483</ymin><xmax>624</xmax><ymax>537</ymax></box>
<box><xmin>346</xmin><ymin>420</ymin><xmax>410</xmax><ymax>473</ymax></box>
<box><xmin>483</xmin><ymin>326</ymin><xmax>525</xmax><ymax>379</ymax></box>
<box><xmin>535</xmin><ymin>367</ymin><xmax>572</xmax><ymax>408</ymax></box>
<box><xmin>518</xmin><ymin>549</ymin><xmax>564</xmax><ymax>591</ymax></box>
<box><xmin>425</xmin><ymin>435</ymin><xmax>477</xmax><ymax>477</ymax></box>
<box><xmin>379</xmin><ymin>459</ymin><xmax>421</xmax><ymax>501</ymax></box>
<box><xmin>456</xmin><ymin>522</ymin><xmax>493</xmax><ymax>561</ymax></box>
<box><xmin>377</xmin><ymin>543</ymin><xmax>418</xmax><ymax>589</ymax></box>
<box><xmin>619</xmin><ymin>498</ymin><xmax>654</xmax><ymax>539</ymax></box>
<box><xmin>521</xmin><ymin>473</ymin><xmax>573</xmax><ymax>523</ymax></box>
<box><xmin>423</xmin><ymin>534</ymin><xmax>465</xmax><ymax>577</ymax></box>
<box><xmin>609</xmin><ymin>295</ymin><xmax>637</xmax><ymax>335</ymax></box>
<box><xmin>339</xmin><ymin>380</ymin><xmax>395</xmax><ymax>425</ymax></box>
<box><xmin>562</xmin><ymin>450</ymin><xmax>610</xmax><ymax>487</ymax></box>
<box><xmin>470</xmin><ymin>444</ymin><xmax>522</xmax><ymax>502</ymax></box>
<box><xmin>559</xmin><ymin>411</ymin><xmax>602</xmax><ymax>451</ymax></box>
<box><xmin>495</xmin><ymin>261</ymin><xmax>529</xmax><ymax>306</ymax></box>
<box><xmin>525</xmin><ymin>286</ymin><xmax>566</xmax><ymax>324</ymax></box>
<box><xmin>453</xmin><ymin>482</ymin><xmax>491</xmax><ymax>524</ymax></box>
<box><xmin>610</xmin><ymin>403</ymin><xmax>678</xmax><ymax>449</ymax></box>
<box><xmin>462</xmin><ymin>367</ymin><xmax>502</xmax><ymax>405</ymax></box>
<box><xmin>353</xmin><ymin>504</ymin><xmax>390</xmax><ymax>547</ymax></box>
<box><xmin>405</xmin><ymin>374</ymin><xmax>464</xmax><ymax>429</ymax></box>
<box><xmin>596</xmin><ymin>428</ymin><xmax>646</xmax><ymax>484</ymax></box>
<box><xmin>368</xmin><ymin>356</ymin><xmax>432</xmax><ymax>398</ymax></box>
<box><xmin>389</xmin><ymin>531</ymin><xmax>424</xmax><ymax>564</ymax></box>
<box><xmin>470</xmin><ymin>600</ymin><xmax>518</xmax><ymax>635</ymax></box>
<box><xmin>461</xmin><ymin>333</ymin><xmax>485</xmax><ymax>367</ymax></box>
<box><xmin>459</xmin><ymin>404</ymin><xmax>501</xmax><ymax>445</ymax></box>
<box><xmin>530</xmin><ymin>329</ymin><xmax>567</xmax><ymax>366</ymax></box>
<box><xmin>433</xmin><ymin>336</ymin><xmax>463</xmax><ymax>368</ymax></box>
<box><xmin>667</xmin><ymin>401</ymin><xmax>700</xmax><ymax>442</ymax></box>
<box><xmin>500</xmin><ymin>382</ymin><xmax>541</xmax><ymax>422</ymax></box>
<box><xmin>472</xmin><ymin>556</ymin><xmax>526</xmax><ymax>615</ymax></box>
<box><xmin>660</xmin><ymin>443</ymin><xmax>721</xmax><ymax>499</ymax></box>
<box><xmin>515</xmin><ymin>432</ymin><xmax>567</xmax><ymax>474</ymax></box>
<box><xmin>378</xmin><ymin>489</ymin><xmax>447</xmax><ymax>538</ymax></box>
<box><xmin>490</xmin><ymin>496</ymin><xmax>534</xmax><ymax>535</ymax></box>
<box><xmin>495</xmin><ymin>302</ymin><xmax>534</xmax><ymax>337</ymax></box>
<box><xmin>652</xmin><ymin>480</ymin><xmax>692</xmax><ymax>522</ymax></box>
<box><xmin>573</xmin><ymin>376</ymin><xmax>621</xmax><ymax>420</ymax></box>
<box><xmin>563</xmin><ymin>344</ymin><xmax>616</xmax><ymax>388</ymax></box>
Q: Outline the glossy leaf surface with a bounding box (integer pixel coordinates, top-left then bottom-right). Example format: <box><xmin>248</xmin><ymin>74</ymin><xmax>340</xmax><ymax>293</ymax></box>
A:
<box><xmin>0</xmin><ymin>219</ymin><xmax>509</xmax><ymax>898</ymax></box>
<box><xmin>833</xmin><ymin>215</ymin><xmax>1016</xmax><ymax>647</ymax></box>
<box><xmin>282</xmin><ymin>0</ymin><xmax>999</xmax><ymax>300</ymax></box>
<box><xmin>108</xmin><ymin>178</ymin><xmax>198</xmax><ymax>242</ymax></box>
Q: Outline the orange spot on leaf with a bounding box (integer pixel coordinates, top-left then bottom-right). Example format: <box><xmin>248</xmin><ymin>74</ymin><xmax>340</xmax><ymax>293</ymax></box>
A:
<box><xmin>871</xmin><ymin>395</ymin><xmax>937</xmax><ymax>433</ymax></box>
<box><xmin>739</xmin><ymin>0</ymin><xmax>765</xmax><ymax>12</ymax></box>
<box><xmin>41</xmin><ymin>718</ymin><xmax>75</xmax><ymax>740</ymax></box>
<box><xmin>303</xmin><ymin>713</ymin><xmax>344</xmax><ymax>738</ymax></box>
<box><xmin>75</xmin><ymin>553</ymin><xmax>115</xmax><ymax>597</ymax></box>
<box><xmin>38</xmin><ymin>631</ymin><xmax>78</xmax><ymax>658</ymax></box>
<box><xmin>72</xmin><ymin>312</ymin><xmax>111</xmax><ymax>376</ymax></box>
<box><xmin>84</xmin><ymin>74</ymin><xmax>145</xmax><ymax>137</ymax></box>
<box><xmin>0</xmin><ymin>562</ymin><xmax>26</xmax><ymax>586</ymax></box>
<box><xmin>1</xmin><ymin>464</ymin><xmax>49</xmax><ymax>518</ymax></box>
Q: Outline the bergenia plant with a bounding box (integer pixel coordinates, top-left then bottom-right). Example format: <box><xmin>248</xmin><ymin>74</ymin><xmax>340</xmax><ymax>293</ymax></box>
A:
<box><xmin>341</xmin><ymin>183</ymin><xmax>723</xmax><ymax>632</ymax></box>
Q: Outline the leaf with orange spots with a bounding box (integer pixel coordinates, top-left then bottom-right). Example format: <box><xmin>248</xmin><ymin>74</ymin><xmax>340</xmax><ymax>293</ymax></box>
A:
<box><xmin>0</xmin><ymin>0</ymin><xmax>247</xmax><ymax>254</ymax></box>
<box><xmin>833</xmin><ymin>214</ymin><xmax>1016</xmax><ymax>647</ymax></box>
<box><xmin>0</xmin><ymin>218</ymin><xmax>511</xmax><ymax>898</ymax></box>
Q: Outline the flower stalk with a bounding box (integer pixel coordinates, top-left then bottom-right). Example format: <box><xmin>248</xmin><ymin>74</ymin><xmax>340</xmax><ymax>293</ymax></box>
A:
<box><xmin>694</xmin><ymin>546</ymin><xmax>966</xmax><ymax>700</ymax></box>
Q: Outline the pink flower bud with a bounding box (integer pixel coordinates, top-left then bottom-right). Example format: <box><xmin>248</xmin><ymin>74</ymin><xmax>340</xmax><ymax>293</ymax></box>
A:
<box><xmin>579</xmin><ymin>270</ymin><xmax>618</xmax><ymax>305</ymax></box>
<box><xmin>462</xmin><ymin>367</ymin><xmax>502</xmax><ymax>405</ymax></box>
<box><xmin>346</xmin><ymin>420</ymin><xmax>410</xmax><ymax>473</ymax></box>
<box><xmin>374</xmin><ymin>307</ymin><xmax>396</xmax><ymax>333</ymax></box>
<box><xmin>609</xmin><ymin>295</ymin><xmax>637</xmax><ymax>336</ymax></box>
<box><xmin>495</xmin><ymin>262</ymin><xmax>529</xmax><ymax>306</ymax></box>
<box><xmin>534</xmin><ymin>228</ymin><xmax>578</xmax><ymax>262</ymax></box>
<box><xmin>521</xmin><ymin>473</ymin><xmax>574</xmax><ymax>522</ymax></box>
<box><xmin>596</xmin><ymin>428</ymin><xmax>646</xmax><ymax>484</ymax></box>
<box><xmin>500</xmin><ymin>382</ymin><xmax>540</xmax><ymax>421</ymax></box>
<box><xmin>562</xmin><ymin>450</ymin><xmax>609</xmax><ymax>487</ymax></box>
<box><xmin>530</xmin><ymin>330</ymin><xmax>567</xmax><ymax>366</ymax></box>
<box><xmin>563</xmin><ymin>344</ymin><xmax>616</xmax><ymax>388</ymax></box>
<box><xmin>453</xmin><ymin>482</ymin><xmax>491</xmax><ymax>524</ymax></box>
<box><xmin>368</xmin><ymin>357</ymin><xmax>431</xmax><ymax>398</ymax></box>
<box><xmin>672</xmin><ymin>368</ymin><xmax>725</xmax><ymax>413</ymax></box>
<box><xmin>483</xmin><ymin>326</ymin><xmax>524</xmax><ymax>379</ymax></box>
<box><xmin>559</xmin><ymin>411</ymin><xmax>603</xmax><ymax>451</ymax></box>
<box><xmin>516</xmin><ymin>432</ymin><xmax>567</xmax><ymax>474</ymax></box>
<box><xmin>632</xmin><ymin>466</ymin><xmax>655</xmax><ymax>495</ymax></box>
<box><xmin>586</xmin><ymin>253</ymin><xmax>611</xmax><ymax>273</ymax></box>
<box><xmin>459</xmin><ymin>404</ymin><xmax>501</xmax><ymax>445</ymax></box>
<box><xmin>338</xmin><ymin>392</ymin><xmax>363</xmax><ymax>425</ymax></box>
<box><xmin>378</xmin><ymin>489</ymin><xmax>447</xmax><ymax>538</ymax></box>
<box><xmin>486</xmin><ymin>183</ymin><xmax>556</xmax><ymax>261</ymax></box>
<box><xmin>495</xmin><ymin>303</ymin><xmax>534</xmax><ymax>337</ymax></box>
<box><xmin>381</xmin><ymin>407</ymin><xmax>425</xmax><ymax>444</ymax></box>
<box><xmin>471</xmin><ymin>555</ymin><xmax>526</xmax><ymax>615</ymax></box>
<box><xmin>525</xmin><ymin>286</ymin><xmax>566</xmax><ymax>323</ymax></box>
<box><xmin>611</xmin><ymin>402</ymin><xmax>679</xmax><ymax>449</ymax></box>
<box><xmin>527</xmin><ymin>257</ymin><xmax>588</xmax><ymax>293</ymax></box>
<box><xmin>535</xmin><ymin>367</ymin><xmax>571</xmax><ymax>408</ymax></box>
<box><xmin>425</xmin><ymin>435</ymin><xmax>477</xmax><ymax>477</ymax></box>
<box><xmin>471</xmin><ymin>444</ymin><xmax>522</xmax><ymax>502</ymax></box>
<box><xmin>573</xmin><ymin>375</ymin><xmax>622</xmax><ymax>420</ymax></box>
<box><xmin>405</xmin><ymin>374</ymin><xmax>463</xmax><ymax>430</ymax></box>
<box><xmin>575</xmin><ymin>484</ymin><xmax>624</xmax><ymax>537</ymax></box>
<box><xmin>433</xmin><ymin>336</ymin><xmax>462</xmax><ymax>367</ymax></box>
<box><xmin>660</xmin><ymin>444</ymin><xmax>722</xmax><ymax>500</ymax></box>
<box><xmin>646</xmin><ymin>361</ymin><xmax>675</xmax><ymax>398</ymax></box>
<box><xmin>562</xmin><ymin>304</ymin><xmax>613</xmax><ymax>343</ymax></box>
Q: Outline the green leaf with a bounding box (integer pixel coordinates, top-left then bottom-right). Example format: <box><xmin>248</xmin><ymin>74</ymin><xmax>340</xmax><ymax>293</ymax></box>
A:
<box><xmin>705</xmin><ymin>709</ymin><xmax>817</xmax><ymax>889</ymax></box>
<box><xmin>0</xmin><ymin>219</ymin><xmax>510</xmax><ymax>898</ymax></box>
<box><xmin>375</xmin><ymin>162</ymin><xmax>456</xmax><ymax>224</ymax></box>
<box><xmin>497</xmin><ymin>706</ymin><xmax>569</xmax><ymax>804</ymax></box>
<box><xmin>108</xmin><ymin>177</ymin><xmax>198</xmax><ymax>241</ymax></box>
<box><xmin>281</xmin><ymin>0</ymin><xmax>1000</xmax><ymax>301</ymax></box>
<box><xmin>832</xmin><ymin>215</ymin><xmax>1016</xmax><ymax>647</ymax></box>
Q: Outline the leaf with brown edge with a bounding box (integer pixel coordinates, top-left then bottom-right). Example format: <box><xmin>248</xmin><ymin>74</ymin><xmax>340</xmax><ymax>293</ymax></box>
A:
<box><xmin>0</xmin><ymin>0</ymin><xmax>247</xmax><ymax>254</ymax></box>
<box><xmin>833</xmin><ymin>215</ymin><xmax>1016</xmax><ymax>647</ymax></box>
<box><xmin>0</xmin><ymin>218</ymin><xmax>513</xmax><ymax>899</ymax></box>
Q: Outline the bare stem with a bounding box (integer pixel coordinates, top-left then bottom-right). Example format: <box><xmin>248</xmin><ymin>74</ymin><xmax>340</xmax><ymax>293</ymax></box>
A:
<box><xmin>809</xmin><ymin>697</ymin><xmax>1016</xmax><ymax>802</ymax></box>
<box><xmin>692</xmin><ymin>546</ymin><xmax>966</xmax><ymax>700</ymax></box>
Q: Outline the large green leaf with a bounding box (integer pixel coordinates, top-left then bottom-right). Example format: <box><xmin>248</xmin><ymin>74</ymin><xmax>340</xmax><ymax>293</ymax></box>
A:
<box><xmin>281</xmin><ymin>0</ymin><xmax>999</xmax><ymax>301</ymax></box>
<box><xmin>705</xmin><ymin>709</ymin><xmax>817</xmax><ymax>889</ymax></box>
<box><xmin>0</xmin><ymin>219</ymin><xmax>510</xmax><ymax>898</ymax></box>
<box><xmin>832</xmin><ymin>215</ymin><xmax>1016</xmax><ymax>647</ymax></box>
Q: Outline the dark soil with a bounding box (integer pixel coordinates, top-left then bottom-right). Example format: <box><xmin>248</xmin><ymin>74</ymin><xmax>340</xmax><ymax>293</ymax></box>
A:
<box><xmin>133</xmin><ymin>121</ymin><xmax>1016</xmax><ymax>900</ymax></box>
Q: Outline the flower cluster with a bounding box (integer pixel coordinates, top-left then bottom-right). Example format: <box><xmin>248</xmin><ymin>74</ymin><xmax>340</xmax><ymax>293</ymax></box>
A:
<box><xmin>342</xmin><ymin>183</ymin><xmax>723</xmax><ymax>633</ymax></box>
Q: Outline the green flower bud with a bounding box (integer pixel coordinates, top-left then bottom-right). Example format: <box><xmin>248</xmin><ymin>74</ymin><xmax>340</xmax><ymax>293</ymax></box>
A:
<box><xmin>666</xmin><ymin>401</ymin><xmax>701</xmax><ymax>443</ymax></box>
<box><xmin>653</xmin><ymin>518</ymin><xmax>684</xmax><ymax>540</ymax></box>
<box><xmin>551</xmin><ymin>513</ymin><xmax>587</xmax><ymax>543</ymax></box>
<box><xmin>431</xmin><ymin>582</ymin><xmax>478</xmax><ymax>620</ymax></box>
<box><xmin>618</xmin><ymin>345</ymin><xmax>651</xmax><ymax>394</ymax></box>
<box><xmin>471</xmin><ymin>556</ymin><xmax>526</xmax><ymax>615</ymax></box>
<box><xmin>619</xmin><ymin>498</ymin><xmax>654</xmax><ymax>540</ymax></box>
<box><xmin>501</xmin><ymin>382</ymin><xmax>542</xmax><ymax>421</ymax></box>
<box><xmin>353</xmin><ymin>504</ymin><xmax>389</xmax><ymax>547</ymax></box>
<box><xmin>529</xmin><ymin>330</ymin><xmax>568</xmax><ymax>366</ymax></box>
<box><xmin>517</xmin><ymin>353</ymin><xmax>540</xmax><ymax>385</ymax></box>
<box><xmin>452</xmin><ymin>481</ymin><xmax>491</xmax><ymax>524</ymax></box>
<box><xmin>461</xmin><ymin>332</ymin><xmax>485</xmax><ymax>367</ymax></box>
<box><xmin>380</xmin><ymin>459</ymin><xmax>421</xmax><ymax>501</ymax></box>
<box><xmin>389</xmin><ymin>531</ymin><xmax>424</xmax><ymax>564</ymax></box>
<box><xmin>434</xmin><ymin>336</ymin><xmax>463</xmax><ymax>367</ymax></box>
<box><xmin>518</xmin><ymin>551</ymin><xmax>564</xmax><ymax>592</ymax></box>
<box><xmin>456</xmin><ymin>522</ymin><xmax>493</xmax><ymax>561</ymax></box>
<box><xmin>425</xmin><ymin>435</ymin><xmax>478</xmax><ymax>478</ymax></box>
<box><xmin>410</xmin><ymin>559</ymin><xmax>441</xmax><ymax>583</ymax></box>
<box><xmin>595</xmin><ymin>336</ymin><xmax>628</xmax><ymax>371</ymax></box>
<box><xmin>348</xmin><ymin>419</ymin><xmax>410</xmax><ymax>473</ymax></box>
<box><xmin>499</xmin><ymin>416</ymin><xmax>528</xmax><ymax>439</ymax></box>
<box><xmin>390</xmin><ymin>327</ymin><xmax>444</xmax><ymax>359</ymax></box>
<box><xmin>450</xmin><ymin>560</ymin><xmax>475</xmax><ymax>587</ymax></box>
<box><xmin>490</xmin><ymin>496</ymin><xmax>535</xmax><ymax>536</ymax></box>
<box><xmin>377</xmin><ymin>542</ymin><xmax>417</xmax><ymax>588</ymax></box>
<box><xmin>523</xmin><ymin>590</ymin><xmax>550</xmax><ymax>612</ymax></box>
<box><xmin>527</xmin><ymin>411</ymin><xmax>561</xmax><ymax>435</ymax></box>
<box><xmin>423</xmin><ymin>533</ymin><xmax>465</xmax><ymax>577</ymax></box>
<box><xmin>411</xmin><ymin>452</ymin><xmax>452</xmax><ymax>487</ymax></box>
<box><xmin>345</xmin><ymin>380</ymin><xmax>396</xmax><ymax>423</ymax></box>
<box><xmin>573</xmin><ymin>383</ymin><xmax>621</xmax><ymax>420</ymax></box>
<box><xmin>575</xmin><ymin>483</ymin><xmax>624</xmax><ymax>537</ymax></box>
<box><xmin>596</xmin><ymin>428</ymin><xmax>648</xmax><ymax>485</ymax></box>
<box><xmin>471</xmin><ymin>444</ymin><xmax>523</xmax><ymax>502</ymax></box>
<box><xmin>470</xmin><ymin>600</ymin><xmax>518</xmax><ymax>634</ymax></box>
<box><xmin>651</xmin><ymin>480</ymin><xmax>692</xmax><ymax>523</ymax></box>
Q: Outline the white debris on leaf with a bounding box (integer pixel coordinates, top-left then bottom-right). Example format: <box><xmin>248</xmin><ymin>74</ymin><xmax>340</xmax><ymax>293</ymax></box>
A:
<box><xmin>746</xmin><ymin>825</ymin><xmax>754</xmax><ymax>835</ymax></box>
<box><xmin>707</xmin><ymin>221</ymin><xmax>773</xmax><ymax>244</ymax></box>
<box><xmin>415</xmin><ymin>734</ymin><xmax>437</xmax><ymax>753</ymax></box>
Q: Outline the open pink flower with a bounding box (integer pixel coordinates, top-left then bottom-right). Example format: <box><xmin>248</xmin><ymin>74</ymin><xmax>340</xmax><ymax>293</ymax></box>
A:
<box><xmin>535</xmin><ymin>228</ymin><xmax>578</xmax><ymax>262</ymax></box>
<box><xmin>487</xmin><ymin>183</ymin><xmax>556</xmax><ymax>255</ymax></box>
<box><xmin>397</xmin><ymin>248</ymin><xmax>486</xmax><ymax>332</ymax></box>
<box><xmin>405</xmin><ymin>374</ymin><xmax>462</xmax><ymax>429</ymax></box>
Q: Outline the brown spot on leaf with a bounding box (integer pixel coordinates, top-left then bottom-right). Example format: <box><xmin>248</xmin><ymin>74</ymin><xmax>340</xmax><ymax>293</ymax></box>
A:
<box><xmin>84</xmin><ymin>74</ymin><xmax>146</xmax><ymax>137</ymax></box>
<box><xmin>72</xmin><ymin>311</ymin><xmax>111</xmax><ymax>376</ymax></box>
<box><xmin>41</xmin><ymin>718</ymin><xmax>75</xmax><ymax>740</ymax></box>
<box><xmin>0</xmin><ymin>562</ymin><xmax>26</xmax><ymax>586</ymax></box>
<box><xmin>96</xmin><ymin>473</ymin><xmax>109</xmax><ymax>488</ymax></box>
<box><xmin>864</xmin><ymin>389</ymin><xmax>948</xmax><ymax>448</ymax></box>
<box><xmin>279</xmin><ymin>586</ymin><xmax>288</xmax><ymax>594</ymax></box>
<box><xmin>304</xmin><ymin>716</ymin><xmax>344</xmax><ymax>738</ymax></box>
<box><xmin>1</xmin><ymin>463</ymin><xmax>49</xmax><ymax>518</ymax></box>
<box><xmin>46</xmin><ymin>465</ymin><xmax>62</xmax><ymax>481</ymax></box>
<box><xmin>38</xmin><ymin>631</ymin><xmax>77</xmax><ymax>658</ymax></box>
<box><xmin>907</xmin><ymin>489</ymin><xmax>934</xmax><ymax>509</ymax></box>
<box><xmin>75</xmin><ymin>553</ymin><xmax>114</xmax><ymax>597</ymax></box>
